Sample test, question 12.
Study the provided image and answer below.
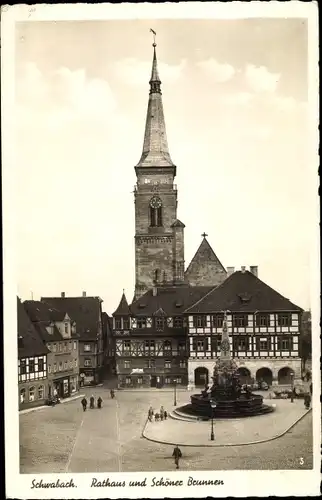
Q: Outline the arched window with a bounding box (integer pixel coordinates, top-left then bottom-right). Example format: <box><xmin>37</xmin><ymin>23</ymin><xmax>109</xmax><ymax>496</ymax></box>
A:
<box><xmin>149</xmin><ymin>197</ymin><xmax>163</xmax><ymax>227</ymax></box>
<box><xmin>38</xmin><ymin>385</ymin><xmax>44</xmax><ymax>399</ymax></box>
<box><xmin>29</xmin><ymin>386</ymin><xmax>35</xmax><ymax>402</ymax></box>
<box><xmin>20</xmin><ymin>388</ymin><xmax>26</xmax><ymax>404</ymax></box>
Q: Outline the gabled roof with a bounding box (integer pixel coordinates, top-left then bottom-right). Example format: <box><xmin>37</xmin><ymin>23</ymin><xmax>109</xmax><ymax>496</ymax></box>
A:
<box><xmin>17</xmin><ymin>297</ymin><xmax>49</xmax><ymax>358</ymax></box>
<box><xmin>24</xmin><ymin>300</ymin><xmax>67</xmax><ymax>323</ymax></box>
<box><xmin>185</xmin><ymin>237</ymin><xmax>227</xmax><ymax>287</ymax></box>
<box><xmin>185</xmin><ymin>271</ymin><xmax>302</xmax><ymax>314</ymax></box>
<box><xmin>113</xmin><ymin>292</ymin><xmax>131</xmax><ymax>316</ymax></box>
<box><xmin>41</xmin><ymin>296</ymin><xmax>102</xmax><ymax>340</ymax></box>
<box><xmin>130</xmin><ymin>285</ymin><xmax>215</xmax><ymax>317</ymax></box>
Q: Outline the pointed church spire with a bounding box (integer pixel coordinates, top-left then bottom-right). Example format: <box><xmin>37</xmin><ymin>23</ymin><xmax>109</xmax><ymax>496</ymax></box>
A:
<box><xmin>135</xmin><ymin>33</ymin><xmax>175</xmax><ymax>169</ymax></box>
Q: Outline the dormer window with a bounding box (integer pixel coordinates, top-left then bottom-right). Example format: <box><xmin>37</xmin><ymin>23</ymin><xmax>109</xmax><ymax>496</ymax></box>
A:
<box><xmin>115</xmin><ymin>318</ymin><xmax>121</xmax><ymax>329</ymax></box>
<box><xmin>137</xmin><ymin>317</ymin><xmax>147</xmax><ymax>329</ymax></box>
<box><xmin>64</xmin><ymin>322</ymin><xmax>69</xmax><ymax>334</ymax></box>
<box><xmin>123</xmin><ymin>318</ymin><xmax>130</xmax><ymax>330</ymax></box>
<box><xmin>173</xmin><ymin>316</ymin><xmax>183</xmax><ymax>328</ymax></box>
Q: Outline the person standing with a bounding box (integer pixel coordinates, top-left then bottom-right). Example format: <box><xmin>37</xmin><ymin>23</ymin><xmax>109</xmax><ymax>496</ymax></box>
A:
<box><xmin>160</xmin><ymin>405</ymin><xmax>165</xmax><ymax>420</ymax></box>
<box><xmin>90</xmin><ymin>395</ymin><xmax>95</xmax><ymax>409</ymax></box>
<box><xmin>81</xmin><ymin>397</ymin><xmax>87</xmax><ymax>412</ymax></box>
<box><xmin>172</xmin><ymin>445</ymin><xmax>182</xmax><ymax>469</ymax></box>
<box><xmin>97</xmin><ymin>396</ymin><xmax>102</xmax><ymax>409</ymax></box>
<box><xmin>148</xmin><ymin>406</ymin><xmax>154</xmax><ymax>422</ymax></box>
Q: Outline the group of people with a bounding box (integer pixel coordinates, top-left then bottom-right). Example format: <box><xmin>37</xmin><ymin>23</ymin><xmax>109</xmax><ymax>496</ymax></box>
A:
<box><xmin>148</xmin><ymin>405</ymin><xmax>168</xmax><ymax>422</ymax></box>
<box><xmin>81</xmin><ymin>395</ymin><xmax>103</xmax><ymax>411</ymax></box>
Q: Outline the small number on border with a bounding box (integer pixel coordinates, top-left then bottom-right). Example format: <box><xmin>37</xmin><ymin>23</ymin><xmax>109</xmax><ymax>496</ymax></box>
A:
<box><xmin>299</xmin><ymin>457</ymin><xmax>304</xmax><ymax>465</ymax></box>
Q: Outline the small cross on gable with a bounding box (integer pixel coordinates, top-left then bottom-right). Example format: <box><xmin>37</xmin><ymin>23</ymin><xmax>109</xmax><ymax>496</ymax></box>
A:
<box><xmin>201</xmin><ymin>232</ymin><xmax>208</xmax><ymax>238</ymax></box>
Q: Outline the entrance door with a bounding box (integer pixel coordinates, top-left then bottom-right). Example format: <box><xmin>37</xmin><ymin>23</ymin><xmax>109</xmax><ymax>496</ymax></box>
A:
<box><xmin>194</xmin><ymin>367</ymin><xmax>209</xmax><ymax>387</ymax></box>
<box><xmin>150</xmin><ymin>376</ymin><xmax>157</xmax><ymax>388</ymax></box>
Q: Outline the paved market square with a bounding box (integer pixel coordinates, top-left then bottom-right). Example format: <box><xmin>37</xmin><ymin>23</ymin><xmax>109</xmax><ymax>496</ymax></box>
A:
<box><xmin>19</xmin><ymin>387</ymin><xmax>313</xmax><ymax>473</ymax></box>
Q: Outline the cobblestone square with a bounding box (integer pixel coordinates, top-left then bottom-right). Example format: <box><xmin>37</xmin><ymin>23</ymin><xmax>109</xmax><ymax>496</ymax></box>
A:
<box><xmin>19</xmin><ymin>388</ymin><xmax>313</xmax><ymax>473</ymax></box>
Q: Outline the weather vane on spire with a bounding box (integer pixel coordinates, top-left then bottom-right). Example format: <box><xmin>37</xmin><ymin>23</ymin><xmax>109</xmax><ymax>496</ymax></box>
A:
<box><xmin>150</xmin><ymin>28</ymin><xmax>157</xmax><ymax>47</ymax></box>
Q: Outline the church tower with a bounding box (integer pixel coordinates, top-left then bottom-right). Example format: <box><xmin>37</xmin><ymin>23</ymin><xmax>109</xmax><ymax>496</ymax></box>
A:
<box><xmin>134</xmin><ymin>38</ymin><xmax>185</xmax><ymax>299</ymax></box>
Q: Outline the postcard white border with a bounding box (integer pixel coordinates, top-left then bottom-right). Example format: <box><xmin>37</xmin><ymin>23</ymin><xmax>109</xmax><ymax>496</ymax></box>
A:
<box><xmin>2</xmin><ymin>2</ymin><xmax>320</xmax><ymax>498</ymax></box>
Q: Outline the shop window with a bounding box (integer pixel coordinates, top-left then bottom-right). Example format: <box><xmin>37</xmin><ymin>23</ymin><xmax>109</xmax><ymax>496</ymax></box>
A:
<box><xmin>29</xmin><ymin>386</ymin><xmax>35</xmax><ymax>402</ymax></box>
<box><xmin>38</xmin><ymin>385</ymin><xmax>44</xmax><ymax>399</ymax></box>
<box><xmin>165</xmin><ymin>377</ymin><xmax>171</xmax><ymax>384</ymax></box>
<box><xmin>137</xmin><ymin>377</ymin><xmax>143</xmax><ymax>385</ymax></box>
<box><xmin>125</xmin><ymin>377</ymin><xmax>131</xmax><ymax>385</ymax></box>
<box><xmin>70</xmin><ymin>377</ymin><xmax>77</xmax><ymax>392</ymax></box>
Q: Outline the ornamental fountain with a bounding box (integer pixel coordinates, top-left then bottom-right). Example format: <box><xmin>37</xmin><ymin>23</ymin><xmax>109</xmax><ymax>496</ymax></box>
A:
<box><xmin>178</xmin><ymin>311</ymin><xmax>274</xmax><ymax>419</ymax></box>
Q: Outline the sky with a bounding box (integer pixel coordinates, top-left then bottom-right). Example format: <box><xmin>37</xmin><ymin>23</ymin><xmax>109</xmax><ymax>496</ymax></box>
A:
<box><xmin>13</xmin><ymin>18</ymin><xmax>315</xmax><ymax>313</ymax></box>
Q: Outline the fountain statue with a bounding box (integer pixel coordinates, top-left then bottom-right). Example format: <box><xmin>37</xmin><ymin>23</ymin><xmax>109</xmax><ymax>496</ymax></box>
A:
<box><xmin>179</xmin><ymin>311</ymin><xmax>274</xmax><ymax>419</ymax></box>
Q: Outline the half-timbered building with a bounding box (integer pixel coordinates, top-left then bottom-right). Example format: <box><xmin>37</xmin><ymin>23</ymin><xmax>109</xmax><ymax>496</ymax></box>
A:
<box><xmin>113</xmin><ymin>286</ymin><xmax>212</xmax><ymax>388</ymax></box>
<box><xmin>17</xmin><ymin>297</ymin><xmax>49</xmax><ymax>410</ymax></box>
<box><xmin>111</xmin><ymin>38</ymin><xmax>305</xmax><ymax>390</ymax></box>
<box><xmin>185</xmin><ymin>267</ymin><xmax>303</xmax><ymax>388</ymax></box>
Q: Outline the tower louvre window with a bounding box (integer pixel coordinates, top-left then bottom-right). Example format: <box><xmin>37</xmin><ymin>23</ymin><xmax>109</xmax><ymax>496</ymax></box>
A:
<box><xmin>150</xmin><ymin>206</ymin><xmax>163</xmax><ymax>227</ymax></box>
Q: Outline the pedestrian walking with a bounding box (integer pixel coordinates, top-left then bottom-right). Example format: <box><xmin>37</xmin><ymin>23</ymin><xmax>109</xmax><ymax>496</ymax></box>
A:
<box><xmin>110</xmin><ymin>389</ymin><xmax>115</xmax><ymax>399</ymax></box>
<box><xmin>160</xmin><ymin>405</ymin><xmax>165</xmax><ymax>421</ymax></box>
<box><xmin>172</xmin><ymin>445</ymin><xmax>182</xmax><ymax>469</ymax></box>
<box><xmin>148</xmin><ymin>406</ymin><xmax>154</xmax><ymax>422</ymax></box>
<box><xmin>164</xmin><ymin>410</ymin><xmax>168</xmax><ymax>420</ymax></box>
<box><xmin>90</xmin><ymin>395</ymin><xmax>95</xmax><ymax>409</ymax></box>
<box><xmin>97</xmin><ymin>396</ymin><xmax>103</xmax><ymax>409</ymax></box>
<box><xmin>81</xmin><ymin>397</ymin><xmax>87</xmax><ymax>412</ymax></box>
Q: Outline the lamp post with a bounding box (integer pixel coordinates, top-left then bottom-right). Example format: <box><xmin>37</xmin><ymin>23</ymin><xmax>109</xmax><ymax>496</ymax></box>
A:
<box><xmin>173</xmin><ymin>379</ymin><xmax>177</xmax><ymax>406</ymax></box>
<box><xmin>210</xmin><ymin>399</ymin><xmax>216</xmax><ymax>441</ymax></box>
<box><xmin>290</xmin><ymin>371</ymin><xmax>294</xmax><ymax>403</ymax></box>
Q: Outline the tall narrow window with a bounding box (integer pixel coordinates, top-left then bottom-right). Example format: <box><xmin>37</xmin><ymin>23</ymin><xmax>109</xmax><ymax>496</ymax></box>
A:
<box><xmin>149</xmin><ymin>197</ymin><xmax>163</xmax><ymax>227</ymax></box>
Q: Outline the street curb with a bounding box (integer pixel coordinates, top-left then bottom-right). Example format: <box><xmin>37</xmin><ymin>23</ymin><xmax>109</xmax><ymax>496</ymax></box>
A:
<box><xmin>117</xmin><ymin>389</ymin><xmax>188</xmax><ymax>393</ymax></box>
<box><xmin>19</xmin><ymin>393</ymin><xmax>85</xmax><ymax>415</ymax></box>
<box><xmin>142</xmin><ymin>408</ymin><xmax>312</xmax><ymax>448</ymax></box>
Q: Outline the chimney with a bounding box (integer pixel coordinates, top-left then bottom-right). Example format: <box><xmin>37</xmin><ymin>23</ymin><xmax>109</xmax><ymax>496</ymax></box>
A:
<box><xmin>227</xmin><ymin>267</ymin><xmax>235</xmax><ymax>276</ymax></box>
<box><xmin>82</xmin><ymin>291</ymin><xmax>86</xmax><ymax>297</ymax></box>
<box><xmin>152</xmin><ymin>286</ymin><xmax>157</xmax><ymax>297</ymax></box>
<box><xmin>241</xmin><ymin>266</ymin><xmax>246</xmax><ymax>273</ymax></box>
<box><xmin>61</xmin><ymin>292</ymin><xmax>65</xmax><ymax>298</ymax></box>
<box><xmin>250</xmin><ymin>266</ymin><xmax>258</xmax><ymax>277</ymax></box>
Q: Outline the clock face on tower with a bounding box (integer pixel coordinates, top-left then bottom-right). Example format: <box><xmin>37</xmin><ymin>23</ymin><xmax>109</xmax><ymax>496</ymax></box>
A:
<box><xmin>150</xmin><ymin>196</ymin><xmax>162</xmax><ymax>209</ymax></box>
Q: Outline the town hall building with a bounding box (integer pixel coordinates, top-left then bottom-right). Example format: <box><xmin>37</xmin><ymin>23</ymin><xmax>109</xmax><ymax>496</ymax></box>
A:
<box><xmin>112</xmin><ymin>39</ymin><xmax>303</xmax><ymax>389</ymax></box>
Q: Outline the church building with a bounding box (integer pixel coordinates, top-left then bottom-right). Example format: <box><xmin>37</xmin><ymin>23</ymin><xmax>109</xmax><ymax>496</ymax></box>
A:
<box><xmin>112</xmin><ymin>39</ymin><xmax>303</xmax><ymax>389</ymax></box>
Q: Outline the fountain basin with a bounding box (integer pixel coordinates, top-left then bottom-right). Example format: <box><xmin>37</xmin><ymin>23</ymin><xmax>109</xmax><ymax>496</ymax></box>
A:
<box><xmin>177</xmin><ymin>393</ymin><xmax>275</xmax><ymax>420</ymax></box>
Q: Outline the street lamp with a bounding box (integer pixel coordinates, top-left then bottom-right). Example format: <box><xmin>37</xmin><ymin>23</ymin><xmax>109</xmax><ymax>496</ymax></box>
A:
<box><xmin>173</xmin><ymin>379</ymin><xmax>177</xmax><ymax>406</ymax></box>
<box><xmin>210</xmin><ymin>398</ymin><xmax>216</xmax><ymax>441</ymax></box>
<box><xmin>290</xmin><ymin>371</ymin><xmax>295</xmax><ymax>403</ymax></box>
